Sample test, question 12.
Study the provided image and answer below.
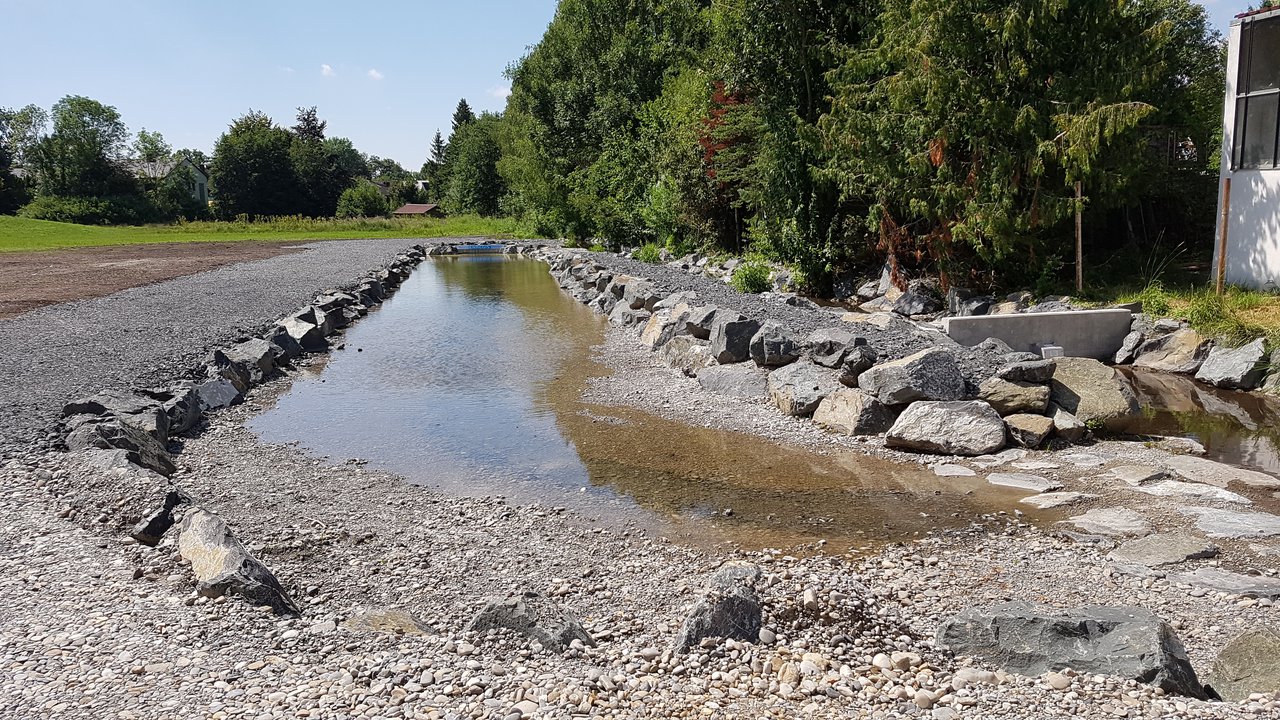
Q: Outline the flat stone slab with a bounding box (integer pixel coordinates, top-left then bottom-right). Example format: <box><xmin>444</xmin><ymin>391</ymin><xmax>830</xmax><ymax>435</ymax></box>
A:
<box><xmin>971</xmin><ymin>449</ymin><xmax>1026</xmax><ymax>468</ymax></box>
<box><xmin>1011</xmin><ymin>460</ymin><xmax>1060</xmax><ymax>471</ymax></box>
<box><xmin>1020</xmin><ymin>492</ymin><xmax>1097</xmax><ymax>510</ymax></box>
<box><xmin>1067</xmin><ymin>508</ymin><xmax>1152</xmax><ymax>537</ymax></box>
<box><xmin>1060</xmin><ymin>453</ymin><xmax>1109</xmax><ymax>468</ymax></box>
<box><xmin>1108</xmin><ymin>534</ymin><xmax>1219</xmax><ymax>568</ymax></box>
<box><xmin>988</xmin><ymin>473</ymin><xmax>1064</xmax><ymax>493</ymax></box>
<box><xmin>1178</xmin><ymin>507</ymin><xmax>1280</xmax><ymax>539</ymax></box>
<box><xmin>932</xmin><ymin>464</ymin><xmax>976</xmax><ymax>477</ymax></box>
<box><xmin>1110</xmin><ymin>465</ymin><xmax>1169</xmax><ymax>486</ymax></box>
<box><xmin>1132</xmin><ymin>480</ymin><xmax>1250</xmax><ymax>505</ymax></box>
<box><xmin>1165</xmin><ymin>456</ymin><xmax>1280</xmax><ymax>490</ymax></box>
<box><xmin>1169</xmin><ymin>567</ymin><xmax>1280</xmax><ymax>598</ymax></box>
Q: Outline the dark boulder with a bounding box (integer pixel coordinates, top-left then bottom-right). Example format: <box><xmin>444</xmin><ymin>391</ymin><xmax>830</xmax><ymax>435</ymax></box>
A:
<box><xmin>66</xmin><ymin>418</ymin><xmax>176</xmax><ymax>476</ymax></box>
<box><xmin>465</xmin><ymin>591</ymin><xmax>596</xmax><ymax>651</ymax></box>
<box><xmin>130</xmin><ymin>489</ymin><xmax>192</xmax><ymax>546</ymax></box>
<box><xmin>710</xmin><ymin>317</ymin><xmax>762</xmax><ymax>364</ymax></box>
<box><xmin>748</xmin><ymin>321</ymin><xmax>801</xmax><ymax>367</ymax></box>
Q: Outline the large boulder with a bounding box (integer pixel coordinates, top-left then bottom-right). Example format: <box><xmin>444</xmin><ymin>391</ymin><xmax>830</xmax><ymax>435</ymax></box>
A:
<box><xmin>858</xmin><ymin>348</ymin><xmax>965</xmax><ymax>405</ymax></box>
<box><xmin>978</xmin><ymin>378</ymin><xmax>1050</xmax><ymax>416</ymax></box>
<box><xmin>623</xmin><ymin>278</ymin><xmax>661</xmax><ymax>311</ymax></box>
<box><xmin>1210</xmin><ymin>628</ymin><xmax>1280</xmax><ymax>702</ymax></box>
<box><xmin>1194</xmin><ymin>338</ymin><xmax>1267</xmax><ymax>390</ymax></box>
<box><xmin>660</xmin><ymin>336</ymin><xmax>717</xmax><ymax>377</ymax></box>
<box><xmin>65</xmin><ymin>417</ymin><xmax>176</xmax><ymax>476</ymax></box>
<box><xmin>684</xmin><ymin>306</ymin><xmax>724</xmax><ymax>340</ymax></box>
<box><xmin>277</xmin><ymin>316</ymin><xmax>327</xmax><ymax>353</ymax></box>
<box><xmin>812</xmin><ymin>389</ymin><xmax>895</xmax><ymax>435</ymax></box>
<box><xmin>885</xmin><ymin>400</ymin><xmax>1006</xmax><ymax>456</ymax></box>
<box><xmin>177</xmin><ymin>509</ymin><xmax>299</xmax><ymax>616</ymax></box>
<box><xmin>1115</xmin><ymin>331</ymin><xmax>1145</xmax><ymax>364</ymax></box>
<box><xmin>1048</xmin><ymin>357</ymin><xmax>1140</xmax><ymax>431</ymax></box>
<box><xmin>698</xmin><ymin>365</ymin><xmax>768</xmax><ymax>399</ymax></box>
<box><xmin>1005</xmin><ymin>413</ymin><xmax>1055</xmax><ymax>448</ymax></box>
<box><xmin>893</xmin><ymin>291</ymin><xmax>941</xmax><ymax>316</ymax></box>
<box><xmin>806</xmin><ymin>327</ymin><xmax>860</xmax><ymax>368</ymax></box>
<box><xmin>675</xmin><ymin>571</ymin><xmax>763</xmax><ymax>653</ymax></box>
<box><xmin>640</xmin><ymin>308</ymin><xmax>690</xmax><ymax>349</ymax></box>
<box><xmin>1048</xmin><ymin>403</ymin><xmax>1087</xmax><ymax>443</ymax></box>
<box><xmin>710</xmin><ymin>317</ymin><xmax>762</xmax><ymax>364</ymax></box>
<box><xmin>996</xmin><ymin>359</ymin><xmax>1056</xmax><ymax>384</ymax></box>
<box><xmin>938</xmin><ymin>602</ymin><xmax>1208</xmax><ymax>699</ymax></box>
<box><xmin>1133</xmin><ymin>328</ymin><xmax>1211</xmax><ymax>374</ymax></box>
<box><xmin>766</xmin><ymin>362</ymin><xmax>841</xmax><ymax>417</ymax></box>
<box><xmin>465</xmin><ymin>591</ymin><xmax>595</xmax><ymax>651</ymax></box>
<box><xmin>62</xmin><ymin>389</ymin><xmax>157</xmax><ymax>418</ymax></box>
<box><xmin>748</xmin><ymin>321</ymin><xmax>801</xmax><ymax>367</ymax></box>
<box><xmin>222</xmin><ymin>338</ymin><xmax>276</xmax><ymax>384</ymax></box>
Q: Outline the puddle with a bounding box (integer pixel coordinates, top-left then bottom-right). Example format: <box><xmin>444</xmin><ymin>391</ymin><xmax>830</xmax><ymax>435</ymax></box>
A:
<box><xmin>250</xmin><ymin>256</ymin><xmax>1047</xmax><ymax>551</ymax></box>
<box><xmin>1115</xmin><ymin>368</ymin><xmax>1280</xmax><ymax>477</ymax></box>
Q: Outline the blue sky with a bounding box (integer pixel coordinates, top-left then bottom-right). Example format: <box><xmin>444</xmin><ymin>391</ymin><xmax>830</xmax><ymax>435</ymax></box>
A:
<box><xmin>0</xmin><ymin>1</ymin><xmax>1254</xmax><ymax>172</ymax></box>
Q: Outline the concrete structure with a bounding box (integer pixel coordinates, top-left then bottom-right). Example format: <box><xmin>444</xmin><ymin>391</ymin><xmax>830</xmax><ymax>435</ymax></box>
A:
<box><xmin>1213</xmin><ymin>7</ymin><xmax>1280</xmax><ymax>291</ymax></box>
<box><xmin>941</xmin><ymin>309</ymin><xmax>1133</xmax><ymax>361</ymax></box>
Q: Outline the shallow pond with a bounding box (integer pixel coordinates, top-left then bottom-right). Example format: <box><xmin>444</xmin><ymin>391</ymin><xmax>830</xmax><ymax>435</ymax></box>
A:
<box><xmin>251</xmin><ymin>256</ymin><xmax>1043</xmax><ymax>551</ymax></box>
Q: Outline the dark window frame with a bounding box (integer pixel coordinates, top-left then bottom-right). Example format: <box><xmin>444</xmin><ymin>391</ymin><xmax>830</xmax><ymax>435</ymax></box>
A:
<box><xmin>1233</xmin><ymin>14</ymin><xmax>1280</xmax><ymax>170</ymax></box>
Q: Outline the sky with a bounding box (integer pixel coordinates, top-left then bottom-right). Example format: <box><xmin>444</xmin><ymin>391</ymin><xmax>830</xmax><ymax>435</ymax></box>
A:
<box><xmin>0</xmin><ymin>0</ymin><xmax>1256</xmax><ymax>172</ymax></box>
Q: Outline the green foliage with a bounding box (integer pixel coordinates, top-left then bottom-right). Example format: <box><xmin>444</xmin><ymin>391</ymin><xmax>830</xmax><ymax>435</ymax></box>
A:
<box><xmin>211</xmin><ymin>111</ymin><xmax>299</xmax><ymax>219</ymax></box>
<box><xmin>731</xmin><ymin>257</ymin><xmax>772</xmax><ymax>293</ymax></box>
<box><xmin>1135</xmin><ymin>282</ymin><xmax>1173</xmax><ymax>317</ymax></box>
<box><xmin>0</xmin><ymin>141</ymin><xmax>28</xmax><ymax>214</ymax></box>
<box><xmin>445</xmin><ymin>114</ymin><xmax>505</xmax><ymax>216</ymax></box>
<box><xmin>19</xmin><ymin>194</ymin><xmax>156</xmax><ymax>225</ymax></box>
<box><xmin>634</xmin><ymin>242</ymin><xmax>662</xmax><ymax>263</ymax></box>
<box><xmin>29</xmin><ymin>96</ymin><xmax>135</xmax><ymax>199</ymax></box>
<box><xmin>588</xmin><ymin>242</ymin><xmax>607</xmax><ymax>252</ymax></box>
<box><xmin>335</xmin><ymin>180</ymin><xmax>390</xmax><ymax>218</ymax></box>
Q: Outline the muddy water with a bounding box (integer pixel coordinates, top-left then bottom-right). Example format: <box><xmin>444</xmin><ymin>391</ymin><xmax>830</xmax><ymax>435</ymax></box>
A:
<box><xmin>251</xmin><ymin>256</ymin><xmax>1043</xmax><ymax>551</ymax></box>
<box><xmin>1116</xmin><ymin>368</ymin><xmax>1280</xmax><ymax>477</ymax></box>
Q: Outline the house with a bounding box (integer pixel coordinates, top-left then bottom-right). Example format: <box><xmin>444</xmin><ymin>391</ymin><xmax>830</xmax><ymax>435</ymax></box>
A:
<box><xmin>130</xmin><ymin>156</ymin><xmax>210</xmax><ymax>205</ymax></box>
<box><xmin>1212</xmin><ymin>6</ymin><xmax>1280</xmax><ymax>290</ymax></box>
<box><xmin>391</xmin><ymin>203</ymin><xmax>445</xmax><ymax>218</ymax></box>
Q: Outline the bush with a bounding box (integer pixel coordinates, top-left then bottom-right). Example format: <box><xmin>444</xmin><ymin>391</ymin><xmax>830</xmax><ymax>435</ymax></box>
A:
<box><xmin>731</xmin><ymin>258</ymin><xmax>772</xmax><ymax>293</ymax></box>
<box><xmin>335</xmin><ymin>181</ymin><xmax>389</xmax><ymax>219</ymax></box>
<box><xmin>19</xmin><ymin>195</ymin><xmax>158</xmax><ymax>225</ymax></box>
<box><xmin>635</xmin><ymin>242</ymin><xmax>662</xmax><ymax>263</ymax></box>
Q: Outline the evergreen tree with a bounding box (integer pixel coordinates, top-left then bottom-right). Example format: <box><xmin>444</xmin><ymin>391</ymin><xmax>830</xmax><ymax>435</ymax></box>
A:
<box><xmin>451</xmin><ymin>99</ymin><xmax>476</xmax><ymax>133</ymax></box>
<box><xmin>446</xmin><ymin>113</ymin><xmax>505</xmax><ymax>216</ymax></box>
<box><xmin>289</xmin><ymin>106</ymin><xmax>348</xmax><ymax>216</ymax></box>
<box><xmin>420</xmin><ymin>129</ymin><xmax>448</xmax><ymax>201</ymax></box>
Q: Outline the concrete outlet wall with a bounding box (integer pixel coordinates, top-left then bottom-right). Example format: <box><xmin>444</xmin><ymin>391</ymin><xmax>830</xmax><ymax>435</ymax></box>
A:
<box><xmin>941</xmin><ymin>309</ymin><xmax>1133</xmax><ymax>360</ymax></box>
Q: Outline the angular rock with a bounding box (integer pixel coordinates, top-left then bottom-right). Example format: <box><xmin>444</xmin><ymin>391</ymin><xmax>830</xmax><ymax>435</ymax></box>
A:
<box><xmin>1019</xmin><ymin>492</ymin><xmax>1096</xmax><ymax>509</ymax></box>
<box><xmin>1195</xmin><ymin>338</ymin><xmax>1268</xmax><ymax>390</ymax></box>
<box><xmin>996</xmin><ymin>359</ymin><xmax>1056</xmax><ymax>384</ymax></box>
<box><xmin>1115</xmin><ymin>331</ymin><xmax>1145</xmax><ymax>364</ymax></box>
<box><xmin>1165</xmin><ymin>455</ymin><xmax>1280</xmax><ymax>490</ymax></box>
<box><xmin>195</xmin><ymin>377</ymin><xmax>242</xmax><ymax>411</ymax></box>
<box><xmin>697</xmin><ymin>365</ymin><xmax>768</xmax><ymax>399</ymax></box>
<box><xmin>1133</xmin><ymin>328</ymin><xmax>1211</xmax><ymax>374</ymax></box>
<box><xmin>675</xmin><ymin>584</ymin><xmax>762</xmax><ymax>653</ymax></box>
<box><xmin>1004</xmin><ymin>414</ymin><xmax>1055</xmax><ymax>449</ymax></box>
<box><xmin>710</xmin><ymin>317</ymin><xmax>762</xmax><ymax>364</ymax></box>
<box><xmin>608</xmin><ymin>303</ymin><xmax>651</xmax><ymax>328</ymax></box>
<box><xmin>937</xmin><ymin>601</ymin><xmax>1207</xmax><ymax>698</ymax></box>
<box><xmin>1048</xmin><ymin>358</ymin><xmax>1140</xmax><ymax>431</ymax></box>
<box><xmin>812</xmin><ymin>389</ymin><xmax>896</xmax><ymax>435</ymax></box>
<box><xmin>623</xmin><ymin>278</ymin><xmax>661</xmax><ymax>311</ymax></box>
<box><xmin>1110</xmin><ymin>465</ymin><xmax>1168</xmax><ymax>486</ymax></box>
<box><xmin>130</xmin><ymin>490</ymin><xmax>191</xmax><ymax>546</ymax></box>
<box><xmin>264</xmin><ymin>325</ymin><xmax>304</xmax><ymax>361</ymax></box>
<box><xmin>65</xmin><ymin>418</ymin><xmax>176</xmax><ymax>476</ymax></box>
<box><xmin>1048</xmin><ymin>403</ymin><xmax>1087</xmax><ymax>442</ymax></box>
<box><xmin>893</xmin><ymin>291</ymin><xmax>941</xmax><ymax>316</ymax></box>
<box><xmin>177</xmin><ymin>509</ymin><xmax>299</xmax><ymax>616</ymax></box>
<box><xmin>1169</xmin><ymin>567</ymin><xmax>1280</xmax><ymax>598</ymax></box>
<box><xmin>684</xmin><ymin>306</ymin><xmax>725</xmax><ymax>340</ymax></box>
<box><xmin>858</xmin><ymin>348</ymin><xmax>965</xmax><ymax>405</ymax></box>
<box><xmin>987</xmin><ymin>473</ymin><xmax>1063</xmax><ymax>493</ymax></box>
<box><xmin>838</xmin><ymin>345</ymin><xmax>879</xmax><ymax>388</ymax></box>
<box><xmin>222</xmin><ymin>338</ymin><xmax>276</xmax><ymax>384</ymax></box>
<box><xmin>805</xmin><ymin>327</ymin><xmax>859</xmax><ymax>368</ymax></box>
<box><xmin>1210</xmin><ymin>628</ymin><xmax>1280</xmax><ymax>702</ymax></box>
<box><xmin>1261</xmin><ymin>349</ymin><xmax>1280</xmax><ymax>396</ymax></box>
<box><xmin>1067</xmin><ymin>507</ymin><xmax>1151</xmax><ymax>537</ymax></box>
<box><xmin>142</xmin><ymin>384</ymin><xmax>201</xmax><ymax>436</ymax></box>
<box><xmin>766</xmin><ymin>362</ymin><xmax>840</xmax><ymax>417</ymax></box>
<box><xmin>1108</xmin><ymin>533</ymin><xmax>1219</xmax><ymax>569</ymax></box>
<box><xmin>465</xmin><ymin>591</ymin><xmax>594</xmax><ymax>651</ymax></box>
<box><xmin>62</xmin><ymin>389</ymin><xmax>157</xmax><ymax>418</ymax></box>
<box><xmin>660</xmin><ymin>336</ymin><xmax>716</xmax><ymax>377</ymax></box>
<box><xmin>885</xmin><ymin>401</ymin><xmax>1007</xmax><ymax>456</ymax></box>
<box><xmin>748</xmin><ymin>321</ymin><xmax>801</xmax><ymax>367</ymax></box>
<box><xmin>979</xmin><ymin>378</ymin><xmax>1050</xmax><ymax>416</ymax></box>
<box><xmin>1178</xmin><ymin>507</ymin><xmax>1280</xmax><ymax>539</ymax></box>
<box><xmin>640</xmin><ymin>309</ymin><xmax>684</xmax><ymax>349</ymax></box>
<box><xmin>278</xmin><ymin>316</ymin><xmax>327</xmax><ymax>353</ymax></box>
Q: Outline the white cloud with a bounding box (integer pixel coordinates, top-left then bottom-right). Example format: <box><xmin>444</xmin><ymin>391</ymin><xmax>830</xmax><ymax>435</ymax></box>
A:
<box><xmin>488</xmin><ymin>84</ymin><xmax>512</xmax><ymax>99</ymax></box>
<box><xmin>367</xmin><ymin>68</ymin><xmax>384</xmax><ymax>80</ymax></box>
<box><xmin>321</xmin><ymin>64</ymin><xmax>336</xmax><ymax>77</ymax></box>
<box><xmin>279</xmin><ymin>66</ymin><xmax>296</xmax><ymax>75</ymax></box>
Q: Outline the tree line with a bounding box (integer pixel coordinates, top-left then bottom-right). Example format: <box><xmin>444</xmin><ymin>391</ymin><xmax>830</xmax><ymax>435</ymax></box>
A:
<box><xmin>0</xmin><ymin>97</ymin><xmax>505</xmax><ymax>224</ymax></box>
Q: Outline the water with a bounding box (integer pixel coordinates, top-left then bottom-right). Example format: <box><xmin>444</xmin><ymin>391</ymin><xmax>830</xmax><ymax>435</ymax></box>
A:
<box><xmin>1115</xmin><ymin>368</ymin><xmax>1280</xmax><ymax>477</ymax></box>
<box><xmin>250</xmin><ymin>256</ymin><xmax>1044</xmax><ymax>550</ymax></box>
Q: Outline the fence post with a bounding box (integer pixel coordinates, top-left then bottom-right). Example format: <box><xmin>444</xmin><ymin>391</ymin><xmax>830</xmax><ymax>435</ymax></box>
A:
<box><xmin>1217</xmin><ymin>177</ymin><xmax>1231</xmax><ymax>296</ymax></box>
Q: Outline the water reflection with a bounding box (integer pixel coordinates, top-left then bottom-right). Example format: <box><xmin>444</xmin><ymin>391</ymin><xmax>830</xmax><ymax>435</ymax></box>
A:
<box><xmin>1115</xmin><ymin>368</ymin><xmax>1280</xmax><ymax>476</ymax></box>
<box><xmin>251</xmin><ymin>256</ymin><xmax>1042</xmax><ymax>551</ymax></box>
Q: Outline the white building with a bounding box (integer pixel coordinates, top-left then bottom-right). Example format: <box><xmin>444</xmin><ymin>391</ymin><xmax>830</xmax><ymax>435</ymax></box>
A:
<box><xmin>1214</xmin><ymin>6</ymin><xmax>1280</xmax><ymax>290</ymax></box>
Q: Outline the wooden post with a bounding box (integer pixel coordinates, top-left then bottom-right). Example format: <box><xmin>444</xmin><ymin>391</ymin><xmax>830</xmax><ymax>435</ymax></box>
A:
<box><xmin>1075</xmin><ymin>181</ymin><xmax>1083</xmax><ymax>293</ymax></box>
<box><xmin>1217</xmin><ymin>177</ymin><xmax>1232</xmax><ymax>296</ymax></box>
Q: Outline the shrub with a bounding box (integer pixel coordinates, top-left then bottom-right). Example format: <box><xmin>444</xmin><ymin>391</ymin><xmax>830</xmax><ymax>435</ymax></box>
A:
<box><xmin>1135</xmin><ymin>282</ymin><xmax>1172</xmax><ymax>317</ymax></box>
<box><xmin>731</xmin><ymin>258</ymin><xmax>772</xmax><ymax>293</ymax></box>
<box><xmin>588</xmin><ymin>243</ymin><xmax>606</xmax><ymax>252</ymax></box>
<box><xmin>635</xmin><ymin>242</ymin><xmax>662</xmax><ymax>263</ymax></box>
<box><xmin>335</xmin><ymin>181</ymin><xmax>389</xmax><ymax>219</ymax></box>
<box><xmin>19</xmin><ymin>194</ymin><xmax>157</xmax><ymax>225</ymax></box>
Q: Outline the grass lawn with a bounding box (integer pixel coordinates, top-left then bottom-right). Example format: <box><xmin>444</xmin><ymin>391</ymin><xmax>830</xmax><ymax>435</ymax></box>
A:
<box><xmin>0</xmin><ymin>215</ymin><xmax>543</xmax><ymax>253</ymax></box>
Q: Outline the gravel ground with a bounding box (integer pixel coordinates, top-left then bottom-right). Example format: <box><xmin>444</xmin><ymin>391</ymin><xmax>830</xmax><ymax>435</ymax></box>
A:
<box><xmin>0</xmin><ymin>238</ymin><xmax>428</xmax><ymax>452</ymax></box>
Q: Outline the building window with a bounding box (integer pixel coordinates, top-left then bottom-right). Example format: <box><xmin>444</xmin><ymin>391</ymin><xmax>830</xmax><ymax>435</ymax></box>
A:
<box><xmin>1234</xmin><ymin>14</ymin><xmax>1280</xmax><ymax>170</ymax></box>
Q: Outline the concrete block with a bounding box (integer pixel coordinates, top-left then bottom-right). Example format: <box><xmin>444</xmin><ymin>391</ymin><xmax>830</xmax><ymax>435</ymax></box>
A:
<box><xmin>941</xmin><ymin>309</ymin><xmax>1133</xmax><ymax>360</ymax></box>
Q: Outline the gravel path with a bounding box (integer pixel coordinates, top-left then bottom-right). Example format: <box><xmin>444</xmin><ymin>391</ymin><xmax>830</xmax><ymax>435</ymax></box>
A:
<box><xmin>0</xmin><ymin>238</ymin><xmax>427</xmax><ymax>453</ymax></box>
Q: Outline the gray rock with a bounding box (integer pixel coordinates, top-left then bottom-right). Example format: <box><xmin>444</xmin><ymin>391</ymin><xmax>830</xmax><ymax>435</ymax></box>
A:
<box><xmin>932</xmin><ymin>464</ymin><xmax>977</xmax><ymax>477</ymax></box>
<box><xmin>344</xmin><ymin>609</ymin><xmax>433</xmax><ymax>636</ymax></box>
<box><xmin>709</xmin><ymin>317</ymin><xmax>762</xmax><ymax>364</ymax></box>
<box><xmin>748</xmin><ymin>321</ymin><xmax>801</xmax><ymax>367</ymax></box>
<box><xmin>1165</xmin><ymin>455</ymin><xmax>1280</xmax><ymax>489</ymax></box>
<box><xmin>143</xmin><ymin>384</ymin><xmax>201</xmax><ymax>436</ymax></box>
<box><xmin>130</xmin><ymin>490</ymin><xmax>191</xmax><ymax>546</ymax></box>
<box><xmin>1108</xmin><ymin>534</ymin><xmax>1219</xmax><ymax>569</ymax></box>
<box><xmin>1019</xmin><ymin>492</ymin><xmax>1096</xmax><ymax>509</ymax></box>
<box><xmin>684</xmin><ymin>305</ymin><xmax>726</xmax><ymax>340</ymax></box>
<box><xmin>223</xmin><ymin>338</ymin><xmax>276</xmax><ymax>384</ymax></box>
<box><xmin>838</xmin><ymin>345</ymin><xmax>879</xmax><ymax>388</ymax></box>
<box><xmin>195</xmin><ymin>377</ymin><xmax>242</xmax><ymax>411</ymax></box>
<box><xmin>996</xmin><ymin>359</ymin><xmax>1055</xmax><ymax>384</ymax></box>
<box><xmin>709</xmin><ymin>561</ymin><xmax>762</xmax><ymax>590</ymax></box>
<box><xmin>608</xmin><ymin>303</ymin><xmax>651</xmax><ymax>328</ymax></box>
<box><xmin>623</xmin><ymin>278</ymin><xmax>660</xmax><ymax>311</ymax></box>
<box><xmin>177</xmin><ymin>509</ymin><xmax>299</xmax><ymax>616</ymax></box>
<box><xmin>1178</xmin><ymin>507</ymin><xmax>1280</xmax><ymax>539</ymax></box>
<box><xmin>885</xmin><ymin>400</ymin><xmax>1006</xmax><ymax>456</ymax></box>
<box><xmin>1048</xmin><ymin>403</ymin><xmax>1087</xmax><ymax>442</ymax></box>
<box><xmin>1067</xmin><ymin>508</ymin><xmax>1151</xmax><ymax>537</ymax></box>
<box><xmin>987</xmin><ymin>473</ymin><xmax>1063</xmax><ymax>493</ymax></box>
<box><xmin>1004</xmin><ymin>413</ymin><xmax>1055</xmax><ymax>448</ymax></box>
<box><xmin>1049</xmin><ymin>358</ymin><xmax>1140</xmax><ymax>431</ymax></box>
<box><xmin>1210</xmin><ymin>628</ymin><xmax>1280</xmax><ymax>702</ymax></box>
<box><xmin>766</xmin><ymin>362</ymin><xmax>840</xmax><ymax>417</ymax></box>
<box><xmin>675</xmin><ymin>584</ymin><xmax>762</xmax><ymax>653</ymax></box>
<box><xmin>1115</xmin><ymin>331</ymin><xmax>1145</xmax><ymax>364</ymax></box>
<box><xmin>62</xmin><ymin>389</ymin><xmax>157</xmax><ymax>418</ymax></box>
<box><xmin>1109</xmin><ymin>465</ymin><xmax>1168</xmax><ymax>486</ymax></box>
<box><xmin>65</xmin><ymin>417</ymin><xmax>176</xmax><ymax>476</ymax></box>
<box><xmin>278</xmin><ymin>316</ymin><xmax>327</xmax><ymax>353</ymax></box>
<box><xmin>660</xmin><ymin>336</ymin><xmax>716</xmax><ymax>377</ymax></box>
<box><xmin>859</xmin><ymin>348</ymin><xmax>965</xmax><ymax>405</ymax></box>
<box><xmin>937</xmin><ymin>601</ymin><xmax>1207</xmax><ymax>698</ymax></box>
<box><xmin>1132</xmin><ymin>480</ymin><xmax>1250</xmax><ymax>504</ymax></box>
<box><xmin>893</xmin><ymin>291</ymin><xmax>941</xmax><ymax>316</ymax></box>
<box><xmin>1260</xmin><ymin>349</ymin><xmax>1280</xmax><ymax>396</ymax></box>
<box><xmin>805</xmin><ymin>327</ymin><xmax>859</xmax><ymax>368</ymax></box>
<box><xmin>812</xmin><ymin>389</ymin><xmax>896</xmax><ymax>435</ymax></box>
<box><xmin>1169</xmin><ymin>567</ymin><xmax>1280</xmax><ymax>598</ymax></box>
<box><xmin>465</xmin><ymin>591</ymin><xmax>595</xmax><ymax>651</ymax></box>
<box><xmin>697</xmin><ymin>365</ymin><xmax>768</xmax><ymax>399</ymax></box>
<box><xmin>1134</xmin><ymin>328</ymin><xmax>1211</xmax><ymax>374</ymax></box>
<box><xmin>640</xmin><ymin>309</ymin><xmax>689</xmax><ymax>349</ymax></box>
<box><xmin>979</xmin><ymin>378</ymin><xmax>1050</xmax><ymax>416</ymax></box>
<box><xmin>1195</xmin><ymin>338</ymin><xmax>1268</xmax><ymax>390</ymax></box>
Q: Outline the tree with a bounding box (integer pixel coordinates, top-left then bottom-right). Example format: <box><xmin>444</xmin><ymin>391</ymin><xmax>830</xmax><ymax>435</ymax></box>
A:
<box><xmin>288</xmin><ymin>107</ymin><xmax>348</xmax><ymax>216</ymax></box>
<box><xmin>0</xmin><ymin>104</ymin><xmax>47</xmax><ymax>168</ymax></box>
<box><xmin>336</xmin><ymin>180</ymin><xmax>389</xmax><ymax>218</ymax></box>
<box><xmin>0</xmin><ymin>139</ymin><xmax>28</xmax><ymax>214</ymax></box>
<box><xmin>291</xmin><ymin>106</ymin><xmax>327</xmax><ymax>143</ymax></box>
<box><xmin>451</xmin><ymin>99</ymin><xmax>476</xmax><ymax>133</ymax></box>
<box><xmin>176</xmin><ymin>148</ymin><xmax>210</xmax><ymax>168</ymax></box>
<box><xmin>324</xmin><ymin>137</ymin><xmax>371</xmax><ymax>181</ymax></box>
<box><xmin>28</xmin><ymin>95</ymin><xmax>134</xmax><ymax>198</ymax></box>
<box><xmin>211</xmin><ymin>111</ymin><xmax>300</xmax><ymax>218</ymax></box>
<box><xmin>368</xmin><ymin>155</ymin><xmax>413</xmax><ymax>182</ymax></box>
<box><xmin>132</xmin><ymin>128</ymin><xmax>173</xmax><ymax>181</ymax></box>
<box><xmin>419</xmin><ymin>130</ymin><xmax>448</xmax><ymax>200</ymax></box>
<box><xmin>446</xmin><ymin>113</ymin><xmax>506</xmax><ymax>216</ymax></box>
